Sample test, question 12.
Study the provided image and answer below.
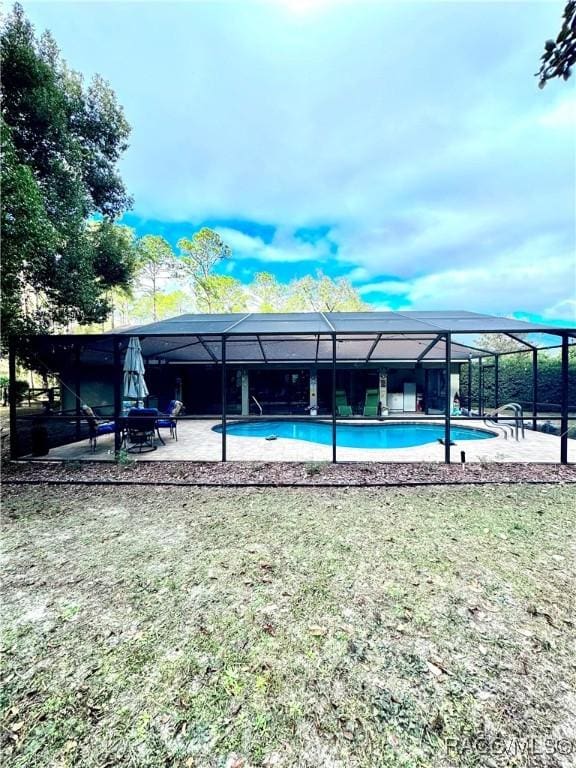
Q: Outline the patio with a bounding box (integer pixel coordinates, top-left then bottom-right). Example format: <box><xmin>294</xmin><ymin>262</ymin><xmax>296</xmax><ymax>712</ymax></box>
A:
<box><xmin>24</xmin><ymin>417</ymin><xmax>575</xmax><ymax>464</ymax></box>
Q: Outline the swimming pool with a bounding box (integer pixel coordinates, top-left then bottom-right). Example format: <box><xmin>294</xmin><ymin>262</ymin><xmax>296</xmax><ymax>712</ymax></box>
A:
<box><xmin>213</xmin><ymin>420</ymin><xmax>496</xmax><ymax>449</ymax></box>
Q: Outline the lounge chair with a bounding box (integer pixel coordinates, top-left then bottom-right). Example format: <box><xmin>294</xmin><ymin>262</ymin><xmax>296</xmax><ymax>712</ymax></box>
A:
<box><xmin>335</xmin><ymin>389</ymin><xmax>353</xmax><ymax>416</ymax></box>
<box><xmin>156</xmin><ymin>400</ymin><xmax>183</xmax><ymax>441</ymax></box>
<box><xmin>81</xmin><ymin>405</ymin><xmax>116</xmax><ymax>453</ymax></box>
<box><xmin>363</xmin><ymin>388</ymin><xmax>380</xmax><ymax>417</ymax></box>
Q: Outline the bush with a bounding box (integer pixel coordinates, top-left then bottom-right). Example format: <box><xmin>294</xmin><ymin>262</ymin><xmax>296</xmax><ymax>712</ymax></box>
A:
<box><xmin>115</xmin><ymin>447</ymin><xmax>136</xmax><ymax>469</ymax></box>
<box><xmin>11</xmin><ymin>380</ymin><xmax>29</xmax><ymax>405</ymax></box>
<box><xmin>540</xmin><ymin>422</ymin><xmax>559</xmax><ymax>435</ymax></box>
<box><xmin>460</xmin><ymin>349</ymin><xmax>576</xmax><ymax>411</ymax></box>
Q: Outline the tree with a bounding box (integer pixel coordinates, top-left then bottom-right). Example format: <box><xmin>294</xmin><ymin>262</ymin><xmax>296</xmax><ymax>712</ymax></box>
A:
<box><xmin>474</xmin><ymin>333</ymin><xmax>530</xmax><ymax>353</ymax></box>
<box><xmin>285</xmin><ymin>272</ymin><xmax>368</xmax><ymax>312</ymax></box>
<box><xmin>108</xmin><ymin>286</ymin><xmax>134</xmax><ymax>329</ymax></box>
<box><xmin>177</xmin><ymin>228</ymin><xmax>232</xmax><ymax>312</ymax></box>
<box><xmin>195</xmin><ymin>275</ymin><xmax>247</xmax><ymax>313</ymax></box>
<box><xmin>154</xmin><ymin>290</ymin><xmax>191</xmax><ymax>319</ymax></box>
<box><xmin>248</xmin><ymin>272</ymin><xmax>288</xmax><ymax>312</ymax></box>
<box><xmin>1</xmin><ymin>4</ymin><xmax>134</xmax><ymax>349</ymax></box>
<box><xmin>134</xmin><ymin>235</ymin><xmax>176</xmax><ymax>321</ymax></box>
<box><xmin>82</xmin><ymin>221</ymin><xmax>138</xmax><ymax>331</ymax></box>
<box><xmin>538</xmin><ymin>1</ymin><xmax>576</xmax><ymax>87</ymax></box>
<box><xmin>91</xmin><ymin>221</ymin><xmax>137</xmax><ymax>290</ymax></box>
<box><xmin>1</xmin><ymin>118</ymin><xmax>58</xmax><ymax>337</ymax></box>
<box><xmin>130</xmin><ymin>290</ymin><xmax>192</xmax><ymax>324</ymax></box>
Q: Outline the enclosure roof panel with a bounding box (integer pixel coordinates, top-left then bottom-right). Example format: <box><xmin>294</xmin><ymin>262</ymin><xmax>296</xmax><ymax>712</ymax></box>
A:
<box><xmin>22</xmin><ymin>311</ymin><xmax>572</xmax><ymax>371</ymax></box>
<box><xmin>121</xmin><ymin>314</ymin><xmax>248</xmax><ymax>336</ymax></box>
<box><xmin>115</xmin><ymin>310</ymin><xmax>572</xmax><ymax>336</ymax></box>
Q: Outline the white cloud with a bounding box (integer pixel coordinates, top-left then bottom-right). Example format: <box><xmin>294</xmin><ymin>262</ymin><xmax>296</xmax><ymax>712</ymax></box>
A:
<box><xmin>215</xmin><ymin>226</ymin><xmax>333</xmax><ymax>263</ymax></box>
<box><xmin>331</xmin><ymin>208</ymin><xmax>502</xmax><ymax>278</ymax></box>
<box><xmin>542</xmin><ymin>299</ymin><xmax>576</xmax><ymax>323</ymax></box>
<box><xmin>358</xmin><ymin>280</ymin><xmax>409</xmax><ymax>296</ymax></box>
<box><xmin>23</xmin><ymin>1</ymin><xmax>575</xmax><ymax>323</ymax></box>
<box><xmin>357</xmin><ymin>237</ymin><xmax>576</xmax><ymax>318</ymax></box>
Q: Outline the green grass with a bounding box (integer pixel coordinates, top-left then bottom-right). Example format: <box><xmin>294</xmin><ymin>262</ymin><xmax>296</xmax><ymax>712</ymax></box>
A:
<box><xmin>1</xmin><ymin>484</ymin><xmax>575</xmax><ymax>767</ymax></box>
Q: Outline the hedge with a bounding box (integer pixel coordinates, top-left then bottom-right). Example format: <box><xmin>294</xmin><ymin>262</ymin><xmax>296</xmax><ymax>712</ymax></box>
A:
<box><xmin>459</xmin><ymin>349</ymin><xmax>576</xmax><ymax>412</ymax></box>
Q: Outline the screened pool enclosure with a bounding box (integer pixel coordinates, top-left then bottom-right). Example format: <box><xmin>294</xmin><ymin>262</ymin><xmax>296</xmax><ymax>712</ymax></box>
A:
<box><xmin>9</xmin><ymin>311</ymin><xmax>576</xmax><ymax>463</ymax></box>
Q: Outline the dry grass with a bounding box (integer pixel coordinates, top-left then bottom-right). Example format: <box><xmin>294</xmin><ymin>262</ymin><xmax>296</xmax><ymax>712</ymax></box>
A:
<box><xmin>1</xmin><ymin>483</ymin><xmax>575</xmax><ymax>767</ymax></box>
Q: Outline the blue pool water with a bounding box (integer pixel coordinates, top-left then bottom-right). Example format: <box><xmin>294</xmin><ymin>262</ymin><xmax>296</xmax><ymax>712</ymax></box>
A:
<box><xmin>213</xmin><ymin>420</ymin><xmax>495</xmax><ymax>449</ymax></box>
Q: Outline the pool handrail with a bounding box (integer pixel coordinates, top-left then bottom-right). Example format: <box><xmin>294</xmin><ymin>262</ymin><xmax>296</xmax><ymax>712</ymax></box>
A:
<box><xmin>484</xmin><ymin>403</ymin><xmax>525</xmax><ymax>441</ymax></box>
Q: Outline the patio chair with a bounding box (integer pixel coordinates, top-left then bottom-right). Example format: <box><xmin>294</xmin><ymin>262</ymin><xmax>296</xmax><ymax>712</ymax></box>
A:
<box><xmin>335</xmin><ymin>389</ymin><xmax>353</xmax><ymax>416</ymax></box>
<box><xmin>81</xmin><ymin>405</ymin><xmax>116</xmax><ymax>453</ymax></box>
<box><xmin>363</xmin><ymin>389</ymin><xmax>380</xmax><ymax>417</ymax></box>
<box><xmin>156</xmin><ymin>399</ymin><xmax>183</xmax><ymax>441</ymax></box>
<box><xmin>126</xmin><ymin>407</ymin><xmax>160</xmax><ymax>453</ymax></box>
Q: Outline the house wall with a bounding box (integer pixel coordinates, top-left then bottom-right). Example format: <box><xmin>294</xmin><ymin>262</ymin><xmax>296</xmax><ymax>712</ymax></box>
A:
<box><xmin>61</xmin><ymin>367</ymin><xmax>115</xmax><ymax>418</ymax></box>
<box><xmin>63</xmin><ymin>361</ymin><xmax>463</xmax><ymax>418</ymax></box>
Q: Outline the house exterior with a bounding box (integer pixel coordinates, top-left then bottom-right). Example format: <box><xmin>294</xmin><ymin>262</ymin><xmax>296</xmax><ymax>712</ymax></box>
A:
<box><xmin>52</xmin><ymin>310</ymin><xmax>506</xmax><ymax>417</ymax></box>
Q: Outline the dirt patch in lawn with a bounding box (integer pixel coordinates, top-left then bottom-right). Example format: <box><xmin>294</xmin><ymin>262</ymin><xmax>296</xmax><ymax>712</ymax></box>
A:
<box><xmin>1</xmin><ymin>484</ymin><xmax>575</xmax><ymax>768</ymax></box>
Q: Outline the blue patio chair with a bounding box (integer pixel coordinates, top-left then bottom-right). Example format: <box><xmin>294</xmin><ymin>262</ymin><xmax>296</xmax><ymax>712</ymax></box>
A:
<box><xmin>156</xmin><ymin>400</ymin><xmax>183</xmax><ymax>441</ymax></box>
<box><xmin>126</xmin><ymin>407</ymin><xmax>161</xmax><ymax>452</ymax></box>
<box><xmin>81</xmin><ymin>405</ymin><xmax>116</xmax><ymax>453</ymax></box>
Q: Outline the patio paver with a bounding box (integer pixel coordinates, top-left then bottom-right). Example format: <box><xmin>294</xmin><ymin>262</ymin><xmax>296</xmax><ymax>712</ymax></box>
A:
<box><xmin>25</xmin><ymin>419</ymin><xmax>575</xmax><ymax>463</ymax></box>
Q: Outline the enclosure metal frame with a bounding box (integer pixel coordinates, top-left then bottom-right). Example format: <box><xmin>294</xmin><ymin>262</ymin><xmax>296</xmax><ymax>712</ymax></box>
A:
<box><xmin>8</xmin><ymin>316</ymin><xmax>576</xmax><ymax>465</ymax></box>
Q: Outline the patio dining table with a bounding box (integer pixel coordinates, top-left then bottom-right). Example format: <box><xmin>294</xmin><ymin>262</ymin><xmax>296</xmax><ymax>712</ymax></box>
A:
<box><xmin>118</xmin><ymin>409</ymin><xmax>173</xmax><ymax>451</ymax></box>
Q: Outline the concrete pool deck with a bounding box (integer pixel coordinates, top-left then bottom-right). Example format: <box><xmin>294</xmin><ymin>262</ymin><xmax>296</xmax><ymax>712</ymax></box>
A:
<box><xmin>24</xmin><ymin>418</ymin><xmax>575</xmax><ymax>464</ymax></box>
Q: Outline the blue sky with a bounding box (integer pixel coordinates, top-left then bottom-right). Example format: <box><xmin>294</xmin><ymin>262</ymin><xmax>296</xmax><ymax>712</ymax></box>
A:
<box><xmin>24</xmin><ymin>0</ymin><xmax>576</xmax><ymax>324</ymax></box>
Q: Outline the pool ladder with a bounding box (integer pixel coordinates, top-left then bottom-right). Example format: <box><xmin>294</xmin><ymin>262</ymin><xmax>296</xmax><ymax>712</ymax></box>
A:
<box><xmin>251</xmin><ymin>395</ymin><xmax>263</xmax><ymax>416</ymax></box>
<box><xmin>483</xmin><ymin>403</ymin><xmax>525</xmax><ymax>441</ymax></box>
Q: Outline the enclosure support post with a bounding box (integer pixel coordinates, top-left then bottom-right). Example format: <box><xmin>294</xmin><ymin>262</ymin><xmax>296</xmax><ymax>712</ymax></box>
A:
<box><xmin>560</xmin><ymin>333</ymin><xmax>569</xmax><ymax>465</ymax></box>
<box><xmin>445</xmin><ymin>333</ymin><xmax>452</xmax><ymax>464</ymax></box>
<box><xmin>494</xmin><ymin>354</ymin><xmax>499</xmax><ymax>410</ymax></box>
<box><xmin>467</xmin><ymin>356</ymin><xmax>472</xmax><ymax>413</ymax></box>
<box><xmin>74</xmin><ymin>340</ymin><xmax>81</xmax><ymax>441</ymax></box>
<box><xmin>532</xmin><ymin>348</ymin><xmax>538</xmax><ymax>432</ymax></box>
<box><xmin>113</xmin><ymin>336</ymin><xmax>122</xmax><ymax>453</ymax></box>
<box><xmin>8</xmin><ymin>337</ymin><xmax>18</xmax><ymax>459</ymax></box>
<box><xmin>221</xmin><ymin>336</ymin><xmax>227</xmax><ymax>463</ymax></box>
<box><xmin>478</xmin><ymin>357</ymin><xmax>484</xmax><ymax>416</ymax></box>
<box><xmin>332</xmin><ymin>334</ymin><xmax>337</xmax><ymax>464</ymax></box>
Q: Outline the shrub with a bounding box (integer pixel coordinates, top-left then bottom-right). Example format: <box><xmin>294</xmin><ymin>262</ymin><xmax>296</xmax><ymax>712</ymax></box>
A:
<box><xmin>305</xmin><ymin>462</ymin><xmax>325</xmax><ymax>477</ymax></box>
<box><xmin>460</xmin><ymin>349</ymin><xmax>576</xmax><ymax>411</ymax></box>
<box><xmin>11</xmin><ymin>380</ymin><xmax>29</xmax><ymax>405</ymax></box>
<box><xmin>115</xmin><ymin>447</ymin><xmax>136</xmax><ymax>469</ymax></box>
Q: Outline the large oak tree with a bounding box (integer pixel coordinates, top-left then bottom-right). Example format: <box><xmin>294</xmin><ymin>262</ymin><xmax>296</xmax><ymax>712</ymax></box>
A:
<box><xmin>538</xmin><ymin>1</ymin><xmax>576</xmax><ymax>86</ymax></box>
<box><xmin>1</xmin><ymin>4</ymin><xmax>135</xmax><ymax>350</ymax></box>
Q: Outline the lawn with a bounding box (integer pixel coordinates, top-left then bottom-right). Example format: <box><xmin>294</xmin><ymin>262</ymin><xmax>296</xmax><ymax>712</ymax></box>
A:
<box><xmin>1</xmin><ymin>483</ymin><xmax>575</xmax><ymax>768</ymax></box>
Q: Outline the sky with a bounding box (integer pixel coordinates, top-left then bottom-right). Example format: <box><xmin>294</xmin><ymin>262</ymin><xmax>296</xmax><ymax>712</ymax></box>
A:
<box><xmin>22</xmin><ymin>0</ymin><xmax>576</xmax><ymax>325</ymax></box>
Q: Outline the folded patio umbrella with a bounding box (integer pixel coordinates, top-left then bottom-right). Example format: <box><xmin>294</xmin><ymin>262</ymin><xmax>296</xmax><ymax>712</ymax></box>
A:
<box><xmin>123</xmin><ymin>337</ymin><xmax>149</xmax><ymax>404</ymax></box>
